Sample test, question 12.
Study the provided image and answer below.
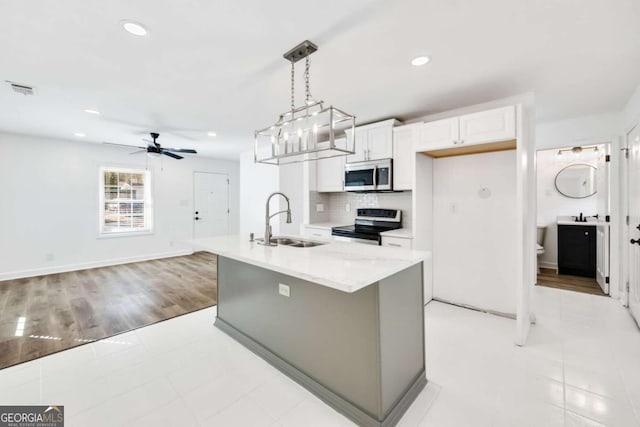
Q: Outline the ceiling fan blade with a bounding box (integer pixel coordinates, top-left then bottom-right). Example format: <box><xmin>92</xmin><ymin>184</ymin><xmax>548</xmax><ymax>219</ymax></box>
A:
<box><xmin>162</xmin><ymin>151</ymin><xmax>183</xmax><ymax>160</ymax></box>
<box><xmin>165</xmin><ymin>148</ymin><xmax>197</xmax><ymax>154</ymax></box>
<box><xmin>103</xmin><ymin>142</ymin><xmax>147</xmax><ymax>149</ymax></box>
<box><xmin>129</xmin><ymin>149</ymin><xmax>147</xmax><ymax>155</ymax></box>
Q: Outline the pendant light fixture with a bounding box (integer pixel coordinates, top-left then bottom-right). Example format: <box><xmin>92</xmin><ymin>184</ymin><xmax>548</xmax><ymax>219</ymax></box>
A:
<box><xmin>254</xmin><ymin>40</ymin><xmax>356</xmax><ymax>165</ymax></box>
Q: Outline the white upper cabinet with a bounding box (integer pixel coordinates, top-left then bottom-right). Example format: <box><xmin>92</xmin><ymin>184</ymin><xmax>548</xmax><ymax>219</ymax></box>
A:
<box><xmin>317</xmin><ymin>138</ymin><xmax>346</xmax><ymax>192</ymax></box>
<box><xmin>416</xmin><ymin>106</ymin><xmax>516</xmax><ymax>152</ymax></box>
<box><xmin>392</xmin><ymin>124</ymin><xmax>420</xmax><ymax>191</ymax></box>
<box><xmin>346</xmin><ymin>119</ymin><xmax>399</xmax><ymax>163</ymax></box>
<box><xmin>416</xmin><ymin>117</ymin><xmax>459</xmax><ymax>151</ymax></box>
<box><xmin>367</xmin><ymin>125</ymin><xmax>394</xmax><ymax>160</ymax></box>
<box><xmin>458</xmin><ymin>106</ymin><xmax>516</xmax><ymax>145</ymax></box>
<box><xmin>346</xmin><ymin>130</ymin><xmax>366</xmax><ymax>163</ymax></box>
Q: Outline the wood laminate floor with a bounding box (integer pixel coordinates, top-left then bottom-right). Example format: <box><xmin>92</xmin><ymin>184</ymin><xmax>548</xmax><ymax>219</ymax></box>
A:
<box><xmin>536</xmin><ymin>267</ymin><xmax>606</xmax><ymax>296</ymax></box>
<box><xmin>0</xmin><ymin>252</ymin><xmax>217</xmax><ymax>369</ymax></box>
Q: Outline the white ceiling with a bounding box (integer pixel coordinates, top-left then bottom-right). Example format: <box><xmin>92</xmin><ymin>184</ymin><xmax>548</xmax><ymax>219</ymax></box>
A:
<box><xmin>0</xmin><ymin>0</ymin><xmax>639</xmax><ymax>159</ymax></box>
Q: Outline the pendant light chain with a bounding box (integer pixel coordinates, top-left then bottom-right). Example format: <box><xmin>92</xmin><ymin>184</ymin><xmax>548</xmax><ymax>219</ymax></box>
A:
<box><xmin>290</xmin><ymin>60</ymin><xmax>295</xmax><ymax>112</ymax></box>
<box><xmin>305</xmin><ymin>55</ymin><xmax>312</xmax><ymax>104</ymax></box>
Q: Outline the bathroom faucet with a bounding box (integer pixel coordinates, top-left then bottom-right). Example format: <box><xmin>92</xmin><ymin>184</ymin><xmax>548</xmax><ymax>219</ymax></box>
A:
<box><xmin>258</xmin><ymin>192</ymin><xmax>292</xmax><ymax>246</ymax></box>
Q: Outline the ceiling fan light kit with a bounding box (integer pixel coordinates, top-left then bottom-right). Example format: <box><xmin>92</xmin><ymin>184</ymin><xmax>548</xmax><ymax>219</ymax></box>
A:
<box><xmin>254</xmin><ymin>40</ymin><xmax>356</xmax><ymax>165</ymax></box>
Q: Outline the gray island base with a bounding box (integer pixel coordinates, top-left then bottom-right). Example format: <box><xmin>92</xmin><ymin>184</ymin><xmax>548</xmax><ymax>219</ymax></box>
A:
<box><xmin>215</xmin><ymin>256</ymin><xmax>426</xmax><ymax>427</ymax></box>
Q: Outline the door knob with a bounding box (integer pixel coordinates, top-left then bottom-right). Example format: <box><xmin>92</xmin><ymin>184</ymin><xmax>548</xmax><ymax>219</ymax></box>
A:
<box><xmin>636</xmin><ymin>224</ymin><xmax>640</xmax><ymax>231</ymax></box>
<box><xmin>195</xmin><ymin>211</ymin><xmax>199</xmax><ymax>215</ymax></box>
<box><xmin>631</xmin><ymin>238</ymin><xmax>640</xmax><ymax>245</ymax></box>
<box><xmin>195</xmin><ymin>217</ymin><xmax>200</xmax><ymax>221</ymax></box>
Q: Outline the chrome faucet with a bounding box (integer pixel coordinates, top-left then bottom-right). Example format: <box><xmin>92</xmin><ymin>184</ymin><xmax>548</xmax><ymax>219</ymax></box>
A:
<box><xmin>258</xmin><ymin>192</ymin><xmax>292</xmax><ymax>246</ymax></box>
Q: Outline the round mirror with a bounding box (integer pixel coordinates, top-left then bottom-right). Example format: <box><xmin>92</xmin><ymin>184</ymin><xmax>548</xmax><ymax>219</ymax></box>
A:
<box><xmin>554</xmin><ymin>164</ymin><xmax>597</xmax><ymax>198</ymax></box>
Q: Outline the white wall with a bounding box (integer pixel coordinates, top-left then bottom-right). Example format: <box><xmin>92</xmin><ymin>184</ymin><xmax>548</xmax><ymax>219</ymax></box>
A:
<box><xmin>622</xmin><ymin>83</ymin><xmax>640</xmax><ymax>134</ymax></box>
<box><xmin>239</xmin><ymin>151</ymin><xmax>280</xmax><ymax>238</ymax></box>
<box><xmin>536</xmin><ymin>112</ymin><xmax>620</xmax><ymax>150</ymax></box>
<box><xmin>432</xmin><ymin>150</ymin><xmax>518</xmax><ymax>315</ymax></box>
<box><xmin>536</xmin><ymin>148</ymin><xmax>599</xmax><ymax>269</ymax></box>
<box><xmin>0</xmin><ymin>132</ymin><xmax>239</xmax><ymax>280</ymax></box>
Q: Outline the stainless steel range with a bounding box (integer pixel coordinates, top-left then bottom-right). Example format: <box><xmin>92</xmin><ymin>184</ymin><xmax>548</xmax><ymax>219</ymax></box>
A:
<box><xmin>331</xmin><ymin>208</ymin><xmax>402</xmax><ymax>245</ymax></box>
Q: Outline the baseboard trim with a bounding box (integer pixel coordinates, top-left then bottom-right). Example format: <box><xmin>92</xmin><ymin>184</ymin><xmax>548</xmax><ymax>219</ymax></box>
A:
<box><xmin>432</xmin><ymin>297</ymin><xmax>517</xmax><ymax>320</ymax></box>
<box><xmin>215</xmin><ymin>317</ymin><xmax>427</xmax><ymax>427</ymax></box>
<box><xmin>0</xmin><ymin>249</ymin><xmax>195</xmax><ymax>281</ymax></box>
<box><xmin>538</xmin><ymin>261</ymin><xmax>558</xmax><ymax>271</ymax></box>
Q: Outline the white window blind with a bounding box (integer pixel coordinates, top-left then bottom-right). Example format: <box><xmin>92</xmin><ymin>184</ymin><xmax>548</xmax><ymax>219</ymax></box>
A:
<box><xmin>99</xmin><ymin>167</ymin><xmax>153</xmax><ymax>235</ymax></box>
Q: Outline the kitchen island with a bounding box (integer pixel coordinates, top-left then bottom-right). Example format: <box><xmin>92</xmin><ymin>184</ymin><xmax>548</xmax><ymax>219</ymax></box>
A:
<box><xmin>191</xmin><ymin>235</ymin><xmax>430</xmax><ymax>427</ymax></box>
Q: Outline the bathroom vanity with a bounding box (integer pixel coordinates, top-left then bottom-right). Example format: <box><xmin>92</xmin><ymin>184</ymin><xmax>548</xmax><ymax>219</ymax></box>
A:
<box><xmin>191</xmin><ymin>235</ymin><xmax>430</xmax><ymax>427</ymax></box>
<box><xmin>557</xmin><ymin>220</ymin><xmax>597</xmax><ymax>277</ymax></box>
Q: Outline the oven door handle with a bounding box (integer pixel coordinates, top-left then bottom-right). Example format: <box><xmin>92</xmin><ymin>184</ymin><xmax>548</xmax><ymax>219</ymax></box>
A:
<box><xmin>372</xmin><ymin>166</ymin><xmax>378</xmax><ymax>189</ymax></box>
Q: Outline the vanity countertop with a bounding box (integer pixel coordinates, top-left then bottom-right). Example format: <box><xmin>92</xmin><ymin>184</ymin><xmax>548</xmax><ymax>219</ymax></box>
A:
<box><xmin>556</xmin><ymin>216</ymin><xmax>606</xmax><ymax>226</ymax></box>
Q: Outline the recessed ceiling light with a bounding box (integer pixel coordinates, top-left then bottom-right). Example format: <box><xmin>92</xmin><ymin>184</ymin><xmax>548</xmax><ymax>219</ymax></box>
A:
<box><xmin>411</xmin><ymin>56</ymin><xmax>431</xmax><ymax>67</ymax></box>
<box><xmin>121</xmin><ymin>20</ymin><xmax>148</xmax><ymax>37</ymax></box>
<box><xmin>207</xmin><ymin>132</ymin><xmax>217</xmax><ymax>137</ymax></box>
<box><xmin>74</xmin><ymin>132</ymin><xmax>86</xmax><ymax>137</ymax></box>
<box><xmin>84</xmin><ymin>109</ymin><xmax>101</xmax><ymax>115</ymax></box>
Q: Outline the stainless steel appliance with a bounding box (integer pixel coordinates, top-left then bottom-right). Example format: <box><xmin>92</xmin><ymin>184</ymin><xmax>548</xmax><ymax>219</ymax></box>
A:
<box><xmin>331</xmin><ymin>208</ymin><xmax>402</xmax><ymax>245</ymax></box>
<box><xmin>344</xmin><ymin>159</ymin><xmax>392</xmax><ymax>192</ymax></box>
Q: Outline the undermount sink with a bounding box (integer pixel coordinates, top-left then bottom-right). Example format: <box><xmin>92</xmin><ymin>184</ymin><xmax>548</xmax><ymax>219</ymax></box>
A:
<box><xmin>256</xmin><ymin>236</ymin><xmax>326</xmax><ymax>247</ymax></box>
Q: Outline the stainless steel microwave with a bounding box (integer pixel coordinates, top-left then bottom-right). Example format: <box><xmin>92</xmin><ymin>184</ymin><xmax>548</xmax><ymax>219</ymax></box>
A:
<box><xmin>344</xmin><ymin>159</ymin><xmax>392</xmax><ymax>192</ymax></box>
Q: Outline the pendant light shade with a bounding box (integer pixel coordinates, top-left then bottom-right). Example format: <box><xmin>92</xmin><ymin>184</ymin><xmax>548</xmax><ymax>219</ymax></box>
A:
<box><xmin>254</xmin><ymin>40</ymin><xmax>356</xmax><ymax>165</ymax></box>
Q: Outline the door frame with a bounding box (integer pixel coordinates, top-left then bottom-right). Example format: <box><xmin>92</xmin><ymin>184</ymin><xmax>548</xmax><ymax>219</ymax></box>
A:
<box><xmin>621</xmin><ymin>125</ymin><xmax>637</xmax><ymax>308</ymax></box>
<box><xmin>537</xmin><ymin>138</ymin><xmax>621</xmax><ymax>299</ymax></box>
<box><xmin>192</xmin><ymin>171</ymin><xmax>230</xmax><ymax>239</ymax></box>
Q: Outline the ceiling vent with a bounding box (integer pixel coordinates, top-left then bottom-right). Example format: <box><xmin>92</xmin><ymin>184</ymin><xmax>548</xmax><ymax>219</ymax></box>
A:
<box><xmin>6</xmin><ymin>81</ymin><xmax>36</xmax><ymax>96</ymax></box>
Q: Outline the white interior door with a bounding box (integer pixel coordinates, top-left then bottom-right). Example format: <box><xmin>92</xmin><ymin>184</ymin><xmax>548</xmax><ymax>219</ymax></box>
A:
<box><xmin>194</xmin><ymin>172</ymin><xmax>229</xmax><ymax>239</ymax></box>
<box><xmin>627</xmin><ymin>126</ymin><xmax>640</xmax><ymax>324</ymax></box>
<box><xmin>596</xmin><ymin>144</ymin><xmax>610</xmax><ymax>293</ymax></box>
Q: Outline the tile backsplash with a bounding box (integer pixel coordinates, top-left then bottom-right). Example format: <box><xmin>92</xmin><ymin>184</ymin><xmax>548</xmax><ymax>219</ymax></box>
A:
<box><xmin>313</xmin><ymin>191</ymin><xmax>412</xmax><ymax>228</ymax></box>
<box><xmin>308</xmin><ymin>191</ymin><xmax>331</xmax><ymax>223</ymax></box>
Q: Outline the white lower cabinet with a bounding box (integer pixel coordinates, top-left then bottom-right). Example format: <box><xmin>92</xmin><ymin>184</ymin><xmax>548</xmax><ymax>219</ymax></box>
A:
<box><xmin>381</xmin><ymin>236</ymin><xmax>412</xmax><ymax>249</ymax></box>
<box><xmin>301</xmin><ymin>225</ymin><xmax>332</xmax><ymax>239</ymax></box>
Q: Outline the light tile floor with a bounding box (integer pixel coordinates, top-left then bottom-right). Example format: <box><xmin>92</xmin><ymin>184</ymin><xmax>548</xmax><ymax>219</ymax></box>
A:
<box><xmin>0</xmin><ymin>286</ymin><xmax>639</xmax><ymax>426</ymax></box>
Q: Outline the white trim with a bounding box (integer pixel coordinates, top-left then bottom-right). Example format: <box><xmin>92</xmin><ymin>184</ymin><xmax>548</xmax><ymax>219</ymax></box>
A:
<box><xmin>0</xmin><ymin>249</ymin><xmax>194</xmax><ymax>282</ymax></box>
<box><xmin>98</xmin><ymin>165</ymin><xmax>154</xmax><ymax>237</ymax></box>
<box><xmin>538</xmin><ymin>261</ymin><xmax>558</xmax><ymax>270</ymax></box>
<box><xmin>96</xmin><ymin>230</ymin><xmax>154</xmax><ymax>239</ymax></box>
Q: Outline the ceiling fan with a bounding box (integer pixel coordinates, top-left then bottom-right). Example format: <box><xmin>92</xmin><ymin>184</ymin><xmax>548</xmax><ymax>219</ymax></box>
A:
<box><xmin>104</xmin><ymin>132</ymin><xmax>197</xmax><ymax>159</ymax></box>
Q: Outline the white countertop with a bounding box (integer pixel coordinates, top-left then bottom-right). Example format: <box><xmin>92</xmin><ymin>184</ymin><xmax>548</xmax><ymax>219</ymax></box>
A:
<box><xmin>380</xmin><ymin>228</ymin><xmax>413</xmax><ymax>238</ymax></box>
<box><xmin>190</xmin><ymin>235</ymin><xmax>430</xmax><ymax>293</ymax></box>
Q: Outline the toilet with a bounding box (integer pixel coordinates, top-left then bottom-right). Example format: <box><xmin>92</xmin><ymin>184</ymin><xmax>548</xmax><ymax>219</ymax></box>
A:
<box><xmin>536</xmin><ymin>225</ymin><xmax>546</xmax><ymax>274</ymax></box>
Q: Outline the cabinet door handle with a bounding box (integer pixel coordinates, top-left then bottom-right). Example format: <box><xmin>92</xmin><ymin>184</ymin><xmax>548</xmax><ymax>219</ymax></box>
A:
<box><xmin>453</xmin><ymin>140</ymin><xmax>458</xmax><ymax>145</ymax></box>
<box><xmin>631</xmin><ymin>239</ymin><xmax>640</xmax><ymax>245</ymax></box>
<box><xmin>459</xmin><ymin>139</ymin><xmax>464</xmax><ymax>145</ymax></box>
<box><xmin>387</xmin><ymin>243</ymin><xmax>402</xmax><ymax>247</ymax></box>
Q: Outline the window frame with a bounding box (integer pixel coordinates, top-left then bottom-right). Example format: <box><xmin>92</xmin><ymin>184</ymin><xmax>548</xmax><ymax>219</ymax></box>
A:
<box><xmin>98</xmin><ymin>166</ymin><xmax>154</xmax><ymax>238</ymax></box>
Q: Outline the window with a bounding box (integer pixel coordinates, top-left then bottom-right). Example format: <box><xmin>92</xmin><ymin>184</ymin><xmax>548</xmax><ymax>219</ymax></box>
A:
<box><xmin>99</xmin><ymin>167</ymin><xmax>153</xmax><ymax>235</ymax></box>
